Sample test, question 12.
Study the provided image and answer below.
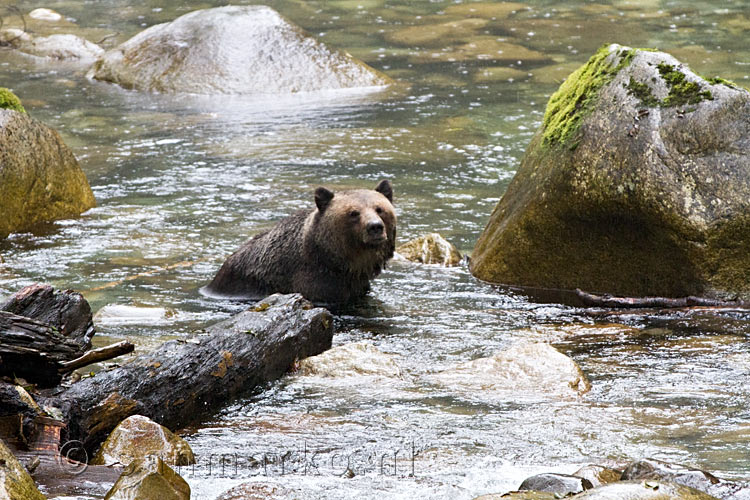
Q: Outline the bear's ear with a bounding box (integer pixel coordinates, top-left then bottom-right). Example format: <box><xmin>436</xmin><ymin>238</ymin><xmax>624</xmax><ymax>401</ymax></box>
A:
<box><xmin>375</xmin><ymin>179</ymin><xmax>393</xmax><ymax>203</ymax></box>
<box><xmin>315</xmin><ymin>187</ymin><xmax>334</xmax><ymax>212</ymax></box>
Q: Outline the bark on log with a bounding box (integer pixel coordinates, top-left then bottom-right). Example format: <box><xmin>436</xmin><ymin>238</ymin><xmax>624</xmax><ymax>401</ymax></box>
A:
<box><xmin>0</xmin><ymin>284</ymin><xmax>95</xmax><ymax>353</ymax></box>
<box><xmin>54</xmin><ymin>293</ymin><xmax>333</xmax><ymax>454</ymax></box>
<box><xmin>575</xmin><ymin>289</ymin><xmax>750</xmax><ymax>309</ymax></box>
<box><xmin>0</xmin><ymin>312</ymin><xmax>83</xmax><ymax>387</ymax></box>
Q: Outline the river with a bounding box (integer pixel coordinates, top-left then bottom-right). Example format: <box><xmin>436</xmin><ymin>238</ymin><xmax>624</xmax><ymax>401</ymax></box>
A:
<box><xmin>1</xmin><ymin>0</ymin><xmax>749</xmax><ymax>498</ymax></box>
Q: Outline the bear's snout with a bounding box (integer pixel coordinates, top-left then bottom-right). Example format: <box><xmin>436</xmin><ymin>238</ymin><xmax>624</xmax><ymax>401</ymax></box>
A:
<box><xmin>365</xmin><ymin>219</ymin><xmax>386</xmax><ymax>242</ymax></box>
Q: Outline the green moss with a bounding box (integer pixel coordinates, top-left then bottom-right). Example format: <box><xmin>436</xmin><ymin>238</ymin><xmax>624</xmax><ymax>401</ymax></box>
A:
<box><xmin>657</xmin><ymin>63</ymin><xmax>713</xmax><ymax>107</ymax></box>
<box><xmin>542</xmin><ymin>45</ymin><xmax>635</xmax><ymax>148</ymax></box>
<box><xmin>706</xmin><ymin>76</ymin><xmax>738</xmax><ymax>89</ymax></box>
<box><xmin>625</xmin><ymin>77</ymin><xmax>660</xmax><ymax>107</ymax></box>
<box><xmin>0</xmin><ymin>87</ymin><xmax>26</xmax><ymax>113</ymax></box>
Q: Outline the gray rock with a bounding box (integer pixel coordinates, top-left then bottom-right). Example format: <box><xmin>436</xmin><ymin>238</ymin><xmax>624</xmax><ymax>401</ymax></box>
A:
<box><xmin>16</xmin><ymin>34</ymin><xmax>103</xmax><ymax>61</ymax></box>
<box><xmin>573</xmin><ymin>464</ymin><xmax>624</xmax><ymax>488</ymax></box>
<box><xmin>88</xmin><ymin>5</ymin><xmax>392</xmax><ymax>94</ymax></box>
<box><xmin>470</xmin><ymin>44</ymin><xmax>750</xmax><ymax>300</ymax></box>
<box><xmin>0</xmin><ymin>109</ymin><xmax>96</xmax><ymax>238</ymax></box>
<box><xmin>519</xmin><ymin>473</ymin><xmax>593</xmax><ymax>496</ymax></box>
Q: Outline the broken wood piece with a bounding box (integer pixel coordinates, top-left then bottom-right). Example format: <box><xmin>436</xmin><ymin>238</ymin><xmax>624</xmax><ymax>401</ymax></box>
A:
<box><xmin>59</xmin><ymin>341</ymin><xmax>135</xmax><ymax>374</ymax></box>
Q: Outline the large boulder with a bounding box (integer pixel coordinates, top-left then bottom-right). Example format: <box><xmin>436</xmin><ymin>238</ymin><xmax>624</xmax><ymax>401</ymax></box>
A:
<box><xmin>0</xmin><ymin>108</ymin><xmax>96</xmax><ymax>238</ymax></box>
<box><xmin>92</xmin><ymin>415</ymin><xmax>195</xmax><ymax>467</ymax></box>
<box><xmin>88</xmin><ymin>5</ymin><xmax>392</xmax><ymax>94</ymax></box>
<box><xmin>470</xmin><ymin>44</ymin><xmax>750</xmax><ymax>300</ymax></box>
<box><xmin>104</xmin><ymin>456</ymin><xmax>190</xmax><ymax>500</ymax></box>
<box><xmin>0</xmin><ymin>438</ymin><xmax>46</xmax><ymax>500</ymax></box>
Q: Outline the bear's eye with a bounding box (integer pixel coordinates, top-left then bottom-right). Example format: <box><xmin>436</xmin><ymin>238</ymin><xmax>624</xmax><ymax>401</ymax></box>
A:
<box><xmin>375</xmin><ymin>207</ymin><xmax>384</xmax><ymax>214</ymax></box>
<box><xmin>349</xmin><ymin>210</ymin><xmax>360</xmax><ymax>218</ymax></box>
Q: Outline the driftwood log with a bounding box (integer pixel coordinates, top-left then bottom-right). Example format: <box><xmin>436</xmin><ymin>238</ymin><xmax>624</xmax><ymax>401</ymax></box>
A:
<box><xmin>1</xmin><ymin>283</ymin><xmax>95</xmax><ymax>352</ymax></box>
<box><xmin>53</xmin><ymin>293</ymin><xmax>333</xmax><ymax>454</ymax></box>
<box><xmin>575</xmin><ymin>289</ymin><xmax>750</xmax><ymax>309</ymax></box>
<box><xmin>0</xmin><ymin>312</ymin><xmax>83</xmax><ymax>387</ymax></box>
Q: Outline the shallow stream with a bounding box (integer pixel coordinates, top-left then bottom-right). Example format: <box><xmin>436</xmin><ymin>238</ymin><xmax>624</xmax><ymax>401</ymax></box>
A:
<box><xmin>1</xmin><ymin>0</ymin><xmax>750</xmax><ymax>498</ymax></box>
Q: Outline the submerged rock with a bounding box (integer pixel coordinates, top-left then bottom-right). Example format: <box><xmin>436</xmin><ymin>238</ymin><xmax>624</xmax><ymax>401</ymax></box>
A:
<box><xmin>92</xmin><ymin>415</ymin><xmax>195</xmax><ymax>467</ymax></box>
<box><xmin>519</xmin><ymin>473</ymin><xmax>594</xmax><ymax>496</ymax></box>
<box><xmin>430</xmin><ymin>342</ymin><xmax>590</xmax><ymax>399</ymax></box>
<box><xmin>0</xmin><ymin>438</ymin><xmax>46</xmax><ymax>500</ymax></box>
<box><xmin>296</xmin><ymin>341</ymin><xmax>402</xmax><ymax>378</ymax></box>
<box><xmin>88</xmin><ymin>5</ymin><xmax>392</xmax><ymax>94</ymax></box>
<box><xmin>396</xmin><ymin>233</ymin><xmax>463</xmax><ymax>266</ymax></box>
<box><xmin>573</xmin><ymin>480</ymin><xmax>720</xmax><ymax>500</ymax></box>
<box><xmin>216</xmin><ymin>482</ymin><xmax>296</xmax><ymax>500</ymax></box>
<box><xmin>104</xmin><ymin>455</ymin><xmax>190</xmax><ymax>500</ymax></box>
<box><xmin>0</xmin><ymin>108</ymin><xmax>96</xmax><ymax>238</ymax></box>
<box><xmin>471</xmin><ymin>44</ymin><xmax>750</xmax><ymax>300</ymax></box>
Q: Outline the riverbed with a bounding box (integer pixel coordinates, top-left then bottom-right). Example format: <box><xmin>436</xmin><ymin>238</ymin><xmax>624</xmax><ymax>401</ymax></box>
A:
<box><xmin>1</xmin><ymin>0</ymin><xmax>749</xmax><ymax>499</ymax></box>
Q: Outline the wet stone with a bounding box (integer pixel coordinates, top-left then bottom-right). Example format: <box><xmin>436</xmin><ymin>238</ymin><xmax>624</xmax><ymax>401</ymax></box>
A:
<box><xmin>385</xmin><ymin>18</ymin><xmax>489</xmax><ymax>47</ymax></box>
<box><xmin>92</xmin><ymin>415</ymin><xmax>196</xmax><ymax>467</ymax></box>
<box><xmin>519</xmin><ymin>473</ymin><xmax>594</xmax><ymax>496</ymax></box>
<box><xmin>296</xmin><ymin>341</ymin><xmax>403</xmax><ymax>378</ymax></box>
<box><xmin>573</xmin><ymin>480</ymin><xmax>721</xmax><ymax>500</ymax></box>
<box><xmin>396</xmin><ymin>233</ymin><xmax>463</xmax><ymax>266</ymax></box>
<box><xmin>573</xmin><ymin>464</ymin><xmax>624</xmax><ymax>488</ymax></box>
<box><xmin>104</xmin><ymin>455</ymin><xmax>190</xmax><ymax>500</ymax></box>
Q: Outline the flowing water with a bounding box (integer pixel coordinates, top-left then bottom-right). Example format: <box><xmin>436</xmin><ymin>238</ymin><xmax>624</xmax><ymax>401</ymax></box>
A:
<box><xmin>1</xmin><ymin>0</ymin><xmax>750</xmax><ymax>498</ymax></box>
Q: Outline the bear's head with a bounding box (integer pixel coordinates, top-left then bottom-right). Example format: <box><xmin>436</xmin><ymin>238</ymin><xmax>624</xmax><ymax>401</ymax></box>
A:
<box><xmin>309</xmin><ymin>180</ymin><xmax>396</xmax><ymax>276</ymax></box>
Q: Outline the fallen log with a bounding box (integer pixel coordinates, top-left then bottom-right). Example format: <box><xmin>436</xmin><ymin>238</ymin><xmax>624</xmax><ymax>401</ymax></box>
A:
<box><xmin>59</xmin><ymin>341</ymin><xmax>135</xmax><ymax>374</ymax></box>
<box><xmin>0</xmin><ymin>311</ymin><xmax>83</xmax><ymax>387</ymax></box>
<box><xmin>53</xmin><ymin>293</ymin><xmax>333</xmax><ymax>454</ymax></box>
<box><xmin>1</xmin><ymin>284</ymin><xmax>95</xmax><ymax>352</ymax></box>
<box><xmin>575</xmin><ymin>289</ymin><xmax>750</xmax><ymax>309</ymax></box>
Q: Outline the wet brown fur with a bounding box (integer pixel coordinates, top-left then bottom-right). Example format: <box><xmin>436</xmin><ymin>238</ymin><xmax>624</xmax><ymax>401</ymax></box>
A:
<box><xmin>205</xmin><ymin>180</ymin><xmax>396</xmax><ymax>304</ymax></box>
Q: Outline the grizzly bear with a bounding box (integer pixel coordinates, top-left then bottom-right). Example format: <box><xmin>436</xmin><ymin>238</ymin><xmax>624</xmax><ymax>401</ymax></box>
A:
<box><xmin>205</xmin><ymin>180</ymin><xmax>396</xmax><ymax>304</ymax></box>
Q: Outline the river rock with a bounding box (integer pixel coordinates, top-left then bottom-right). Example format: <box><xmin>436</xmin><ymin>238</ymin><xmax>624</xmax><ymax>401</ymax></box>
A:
<box><xmin>296</xmin><ymin>341</ymin><xmax>402</xmax><ymax>378</ymax></box>
<box><xmin>385</xmin><ymin>18</ymin><xmax>489</xmax><ymax>47</ymax></box>
<box><xmin>430</xmin><ymin>342</ymin><xmax>590</xmax><ymax>399</ymax></box>
<box><xmin>0</xmin><ymin>108</ymin><xmax>96</xmax><ymax>239</ymax></box>
<box><xmin>622</xmin><ymin>459</ymin><xmax>750</xmax><ymax>500</ymax></box>
<box><xmin>573</xmin><ymin>464</ymin><xmax>623</xmax><ymax>488</ymax></box>
<box><xmin>15</xmin><ymin>34</ymin><xmax>103</xmax><ymax>61</ymax></box>
<box><xmin>475</xmin><ymin>493</ymin><xmax>557</xmax><ymax>500</ymax></box>
<box><xmin>519</xmin><ymin>473</ymin><xmax>593</xmax><ymax>495</ymax></box>
<box><xmin>1</xmin><ymin>284</ymin><xmax>95</xmax><ymax>353</ymax></box>
<box><xmin>29</xmin><ymin>8</ymin><xmax>63</xmax><ymax>22</ymax></box>
<box><xmin>0</xmin><ymin>438</ymin><xmax>46</xmax><ymax>500</ymax></box>
<box><xmin>470</xmin><ymin>44</ymin><xmax>750</xmax><ymax>300</ymax></box>
<box><xmin>216</xmin><ymin>482</ymin><xmax>295</xmax><ymax>500</ymax></box>
<box><xmin>573</xmin><ymin>480</ymin><xmax>720</xmax><ymax>500</ymax></box>
<box><xmin>104</xmin><ymin>455</ymin><xmax>190</xmax><ymax>500</ymax></box>
<box><xmin>88</xmin><ymin>5</ymin><xmax>392</xmax><ymax>94</ymax></box>
<box><xmin>396</xmin><ymin>233</ymin><xmax>463</xmax><ymax>266</ymax></box>
<box><xmin>92</xmin><ymin>415</ymin><xmax>195</xmax><ymax>467</ymax></box>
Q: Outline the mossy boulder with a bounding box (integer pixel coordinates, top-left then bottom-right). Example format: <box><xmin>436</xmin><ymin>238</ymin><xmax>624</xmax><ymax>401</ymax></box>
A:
<box><xmin>0</xmin><ymin>109</ymin><xmax>96</xmax><ymax>238</ymax></box>
<box><xmin>92</xmin><ymin>415</ymin><xmax>195</xmax><ymax>467</ymax></box>
<box><xmin>88</xmin><ymin>5</ymin><xmax>392</xmax><ymax>94</ymax></box>
<box><xmin>0</xmin><ymin>438</ymin><xmax>46</xmax><ymax>500</ymax></box>
<box><xmin>471</xmin><ymin>44</ymin><xmax>750</xmax><ymax>300</ymax></box>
